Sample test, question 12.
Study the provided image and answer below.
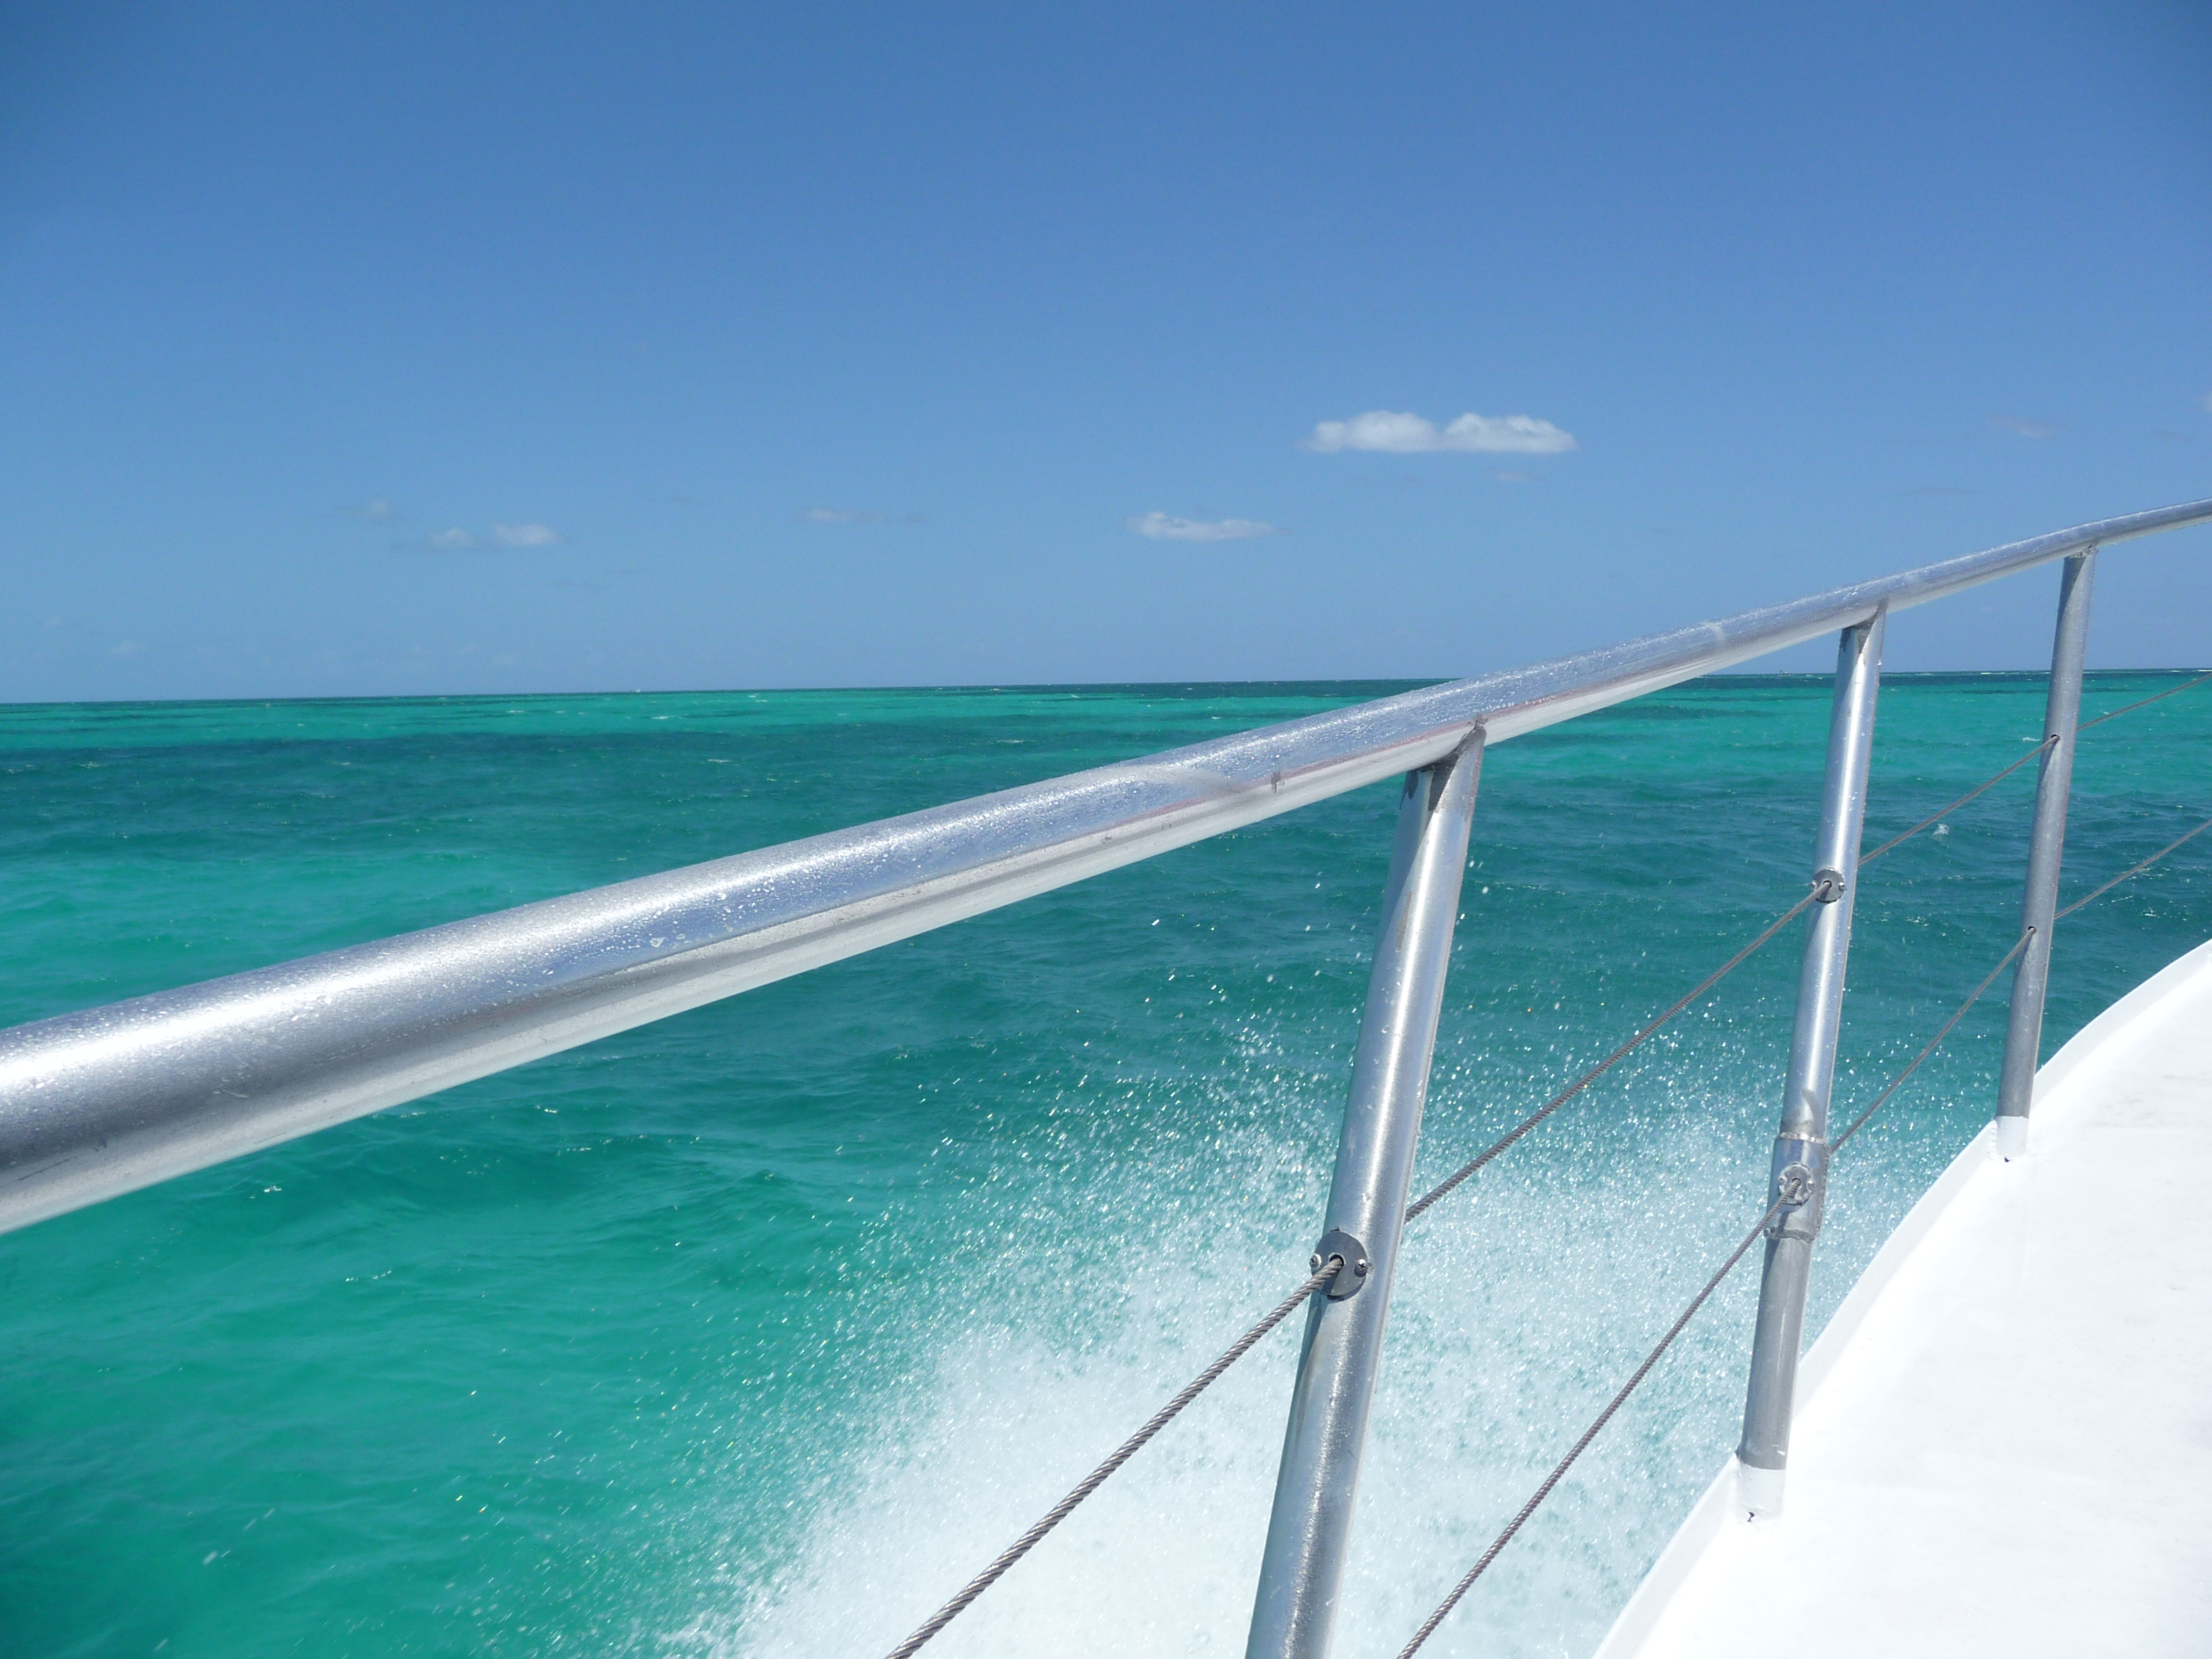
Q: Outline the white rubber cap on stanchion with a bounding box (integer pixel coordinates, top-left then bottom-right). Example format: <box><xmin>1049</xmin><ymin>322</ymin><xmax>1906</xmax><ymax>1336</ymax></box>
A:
<box><xmin>1736</xmin><ymin>1457</ymin><xmax>1786</xmax><ymax>1521</ymax></box>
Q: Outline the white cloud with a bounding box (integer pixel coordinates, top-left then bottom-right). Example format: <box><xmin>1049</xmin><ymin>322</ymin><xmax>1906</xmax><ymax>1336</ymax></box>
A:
<box><xmin>1303</xmin><ymin>408</ymin><xmax>1577</xmax><ymax>455</ymax></box>
<box><xmin>1491</xmin><ymin>469</ymin><xmax>1535</xmax><ymax>484</ymax></box>
<box><xmin>491</xmin><ymin>522</ymin><xmax>564</xmax><ymax>547</ymax></box>
<box><xmin>422</xmin><ymin>523</ymin><xmax>564</xmax><ymax>550</ymax></box>
<box><xmin>1129</xmin><ymin>511</ymin><xmax>1278</xmax><ymax>542</ymax></box>
<box><xmin>2202</xmin><ymin>390</ymin><xmax>2212</xmax><ymax>413</ymax></box>
<box><xmin>802</xmin><ymin>507</ymin><xmax>887</xmax><ymax>524</ymax></box>
<box><xmin>1992</xmin><ymin>414</ymin><xmax>2062</xmax><ymax>440</ymax></box>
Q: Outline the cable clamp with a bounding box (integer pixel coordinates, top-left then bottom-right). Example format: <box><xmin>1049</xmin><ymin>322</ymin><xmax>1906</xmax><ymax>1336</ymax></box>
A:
<box><xmin>1811</xmin><ymin>869</ymin><xmax>1845</xmax><ymax>904</ymax></box>
<box><xmin>1310</xmin><ymin>1230</ymin><xmax>1370</xmax><ymax>1299</ymax></box>
<box><xmin>1765</xmin><ymin>1137</ymin><xmax>1830</xmax><ymax>1240</ymax></box>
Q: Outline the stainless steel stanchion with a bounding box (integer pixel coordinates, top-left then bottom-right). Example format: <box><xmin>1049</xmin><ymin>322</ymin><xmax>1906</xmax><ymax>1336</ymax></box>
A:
<box><xmin>1733</xmin><ymin>611</ymin><xmax>1886</xmax><ymax>1519</ymax></box>
<box><xmin>1994</xmin><ymin>548</ymin><xmax>2097</xmax><ymax>1159</ymax></box>
<box><xmin>1245</xmin><ymin>735</ymin><xmax>1482</xmax><ymax>1659</ymax></box>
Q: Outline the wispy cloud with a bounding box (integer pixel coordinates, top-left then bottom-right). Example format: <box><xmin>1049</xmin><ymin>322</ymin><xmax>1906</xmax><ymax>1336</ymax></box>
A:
<box><xmin>1129</xmin><ymin>512</ymin><xmax>1278</xmax><ymax>542</ymax></box>
<box><xmin>802</xmin><ymin>507</ymin><xmax>886</xmax><ymax>524</ymax></box>
<box><xmin>421</xmin><ymin>522</ymin><xmax>565</xmax><ymax>550</ymax></box>
<box><xmin>2202</xmin><ymin>390</ymin><xmax>2212</xmax><ymax>413</ymax></box>
<box><xmin>353</xmin><ymin>498</ymin><xmax>397</xmax><ymax>522</ymax></box>
<box><xmin>1304</xmin><ymin>409</ymin><xmax>1577</xmax><ymax>455</ymax></box>
<box><xmin>1491</xmin><ymin>469</ymin><xmax>1535</xmax><ymax>484</ymax></box>
<box><xmin>491</xmin><ymin>522</ymin><xmax>564</xmax><ymax>547</ymax></box>
<box><xmin>1992</xmin><ymin>414</ymin><xmax>2062</xmax><ymax>440</ymax></box>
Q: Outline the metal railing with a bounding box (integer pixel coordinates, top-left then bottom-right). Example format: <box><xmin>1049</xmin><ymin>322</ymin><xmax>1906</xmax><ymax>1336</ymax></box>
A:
<box><xmin>3</xmin><ymin>497</ymin><xmax>2211</xmax><ymax>1656</ymax></box>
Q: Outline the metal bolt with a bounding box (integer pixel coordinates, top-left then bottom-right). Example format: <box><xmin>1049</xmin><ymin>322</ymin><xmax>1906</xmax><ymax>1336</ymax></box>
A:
<box><xmin>1353</xmin><ymin>1260</ymin><xmax>1368</xmax><ymax>1277</ymax></box>
<box><xmin>1309</xmin><ymin>1253</ymin><xmax>1322</xmax><ymax>1273</ymax></box>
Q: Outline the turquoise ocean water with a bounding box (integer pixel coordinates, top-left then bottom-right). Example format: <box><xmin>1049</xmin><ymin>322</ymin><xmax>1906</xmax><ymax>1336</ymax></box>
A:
<box><xmin>2</xmin><ymin>674</ymin><xmax>2208</xmax><ymax>1659</ymax></box>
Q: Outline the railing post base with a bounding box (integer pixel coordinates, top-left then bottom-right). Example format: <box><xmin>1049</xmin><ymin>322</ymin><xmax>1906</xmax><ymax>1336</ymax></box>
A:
<box><xmin>1735</xmin><ymin>1457</ymin><xmax>1786</xmax><ymax>1521</ymax></box>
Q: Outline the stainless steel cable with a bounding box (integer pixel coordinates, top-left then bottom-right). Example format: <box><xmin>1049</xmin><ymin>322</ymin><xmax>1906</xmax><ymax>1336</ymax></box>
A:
<box><xmin>2053</xmin><ymin>813</ymin><xmax>2212</xmax><ymax>922</ymax></box>
<box><xmin>1854</xmin><ymin>668</ymin><xmax>2206</xmax><ymax>873</ymax></box>
<box><xmin>1393</xmin><ymin>918</ymin><xmax>2035</xmax><ymax>1657</ymax></box>
<box><xmin>1394</xmin><ymin>1193</ymin><xmax>1790</xmax><ymax>1659</ymax></box>
<box><xmin>1394</xmin><ymin>799</ymin><xmax>2212</xmax><ymax>1655</ymax></box>
<box><xmin>1826</xmin><ymin>930</ymin><xmax>2032</xmax><ymax>1156</ymax></box>
<box><xmin>2077</xmin><ymin>669</ymin><xmax>2212</xmax><ymax>732</ymax></box>
<box><xmin>1403</xmin><ymin>890</ymin><xmax>1818</xmax><ymax>1223</ymax></box>
<box><xmin>881</xmin><ymin>1256</ymin><xmax>1342</xmax><ymax>1659</ymax></box>
<box><xmin>1836</xmin><ymin>803</ymin><xmax>2212</xmax><ymax>1160</ymax></box>
<box><xmin>1406</xmin><ymin>732</ymin><xmax>2062</xmax><ymax>1226</ymax></box>
<box><xmin>1856</xmin><ymin>736</ymin><xmax>2052</xmax><ymax>866</ymax></box>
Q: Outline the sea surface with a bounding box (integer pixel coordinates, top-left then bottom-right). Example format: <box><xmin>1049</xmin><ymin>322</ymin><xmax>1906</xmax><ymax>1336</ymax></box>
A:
<box><xmin>1</xmin><ymin>674</ymin><xmax>2208</xmax><ymax>1659</ymax></box>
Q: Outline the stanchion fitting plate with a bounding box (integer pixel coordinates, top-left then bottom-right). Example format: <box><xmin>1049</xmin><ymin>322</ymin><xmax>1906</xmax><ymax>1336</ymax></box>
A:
<box><xmin>1312</xmin><ymin>1230</ymin><xmax>1370</xmax><ymax>1299</ymax></box>
<box><xmin>1811</xmin><ymin>868</ymin><xmax>1846</xmax><ymax>903</ymax></box>
<box><xmin>1765</xmin><ymin>1136</ymin><xmax>1831</xmax><ymax>1240</ymax></box>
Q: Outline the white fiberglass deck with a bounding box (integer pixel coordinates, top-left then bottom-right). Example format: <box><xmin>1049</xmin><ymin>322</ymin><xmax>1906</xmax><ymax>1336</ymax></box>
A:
<box><xmin>1599</xmin><ymin>934</ymin><xmax>2212</xmax><ymax>1659</ymax></box>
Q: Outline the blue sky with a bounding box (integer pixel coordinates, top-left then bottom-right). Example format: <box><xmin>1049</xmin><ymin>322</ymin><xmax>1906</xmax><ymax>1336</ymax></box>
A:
<box><xmin>4</xmin><ymin>1</ymin><xmax>2209</xmax><ymax>701</ymax></box>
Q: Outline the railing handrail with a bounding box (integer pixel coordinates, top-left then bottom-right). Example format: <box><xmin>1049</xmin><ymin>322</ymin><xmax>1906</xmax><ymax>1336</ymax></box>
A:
<box><xmin>3</xmin><ymin>497</ymin><xmax>2208</xmax><ymax>1237</ymax></box>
